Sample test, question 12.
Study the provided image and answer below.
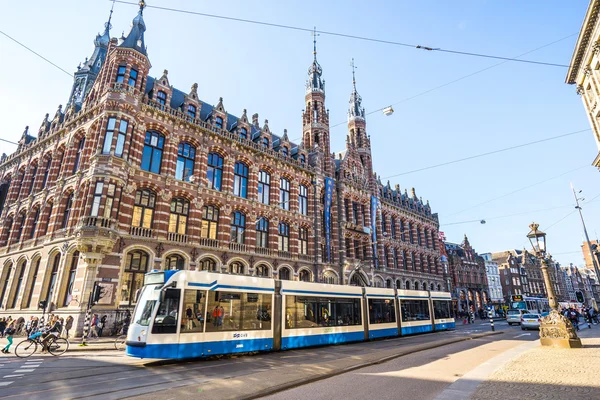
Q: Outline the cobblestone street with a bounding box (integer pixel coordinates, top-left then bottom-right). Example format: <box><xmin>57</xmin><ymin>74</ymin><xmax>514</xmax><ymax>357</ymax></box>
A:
<box><xmin>471</xmin><ymin>331</ymin><xmax>600</xmax><ymax>400</ymax></box>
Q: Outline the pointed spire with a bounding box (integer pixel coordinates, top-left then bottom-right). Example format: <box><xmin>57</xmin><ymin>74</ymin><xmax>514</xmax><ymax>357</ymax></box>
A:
<box><xmin>306</xmin><ymin>27</ymin><xmax>324</xmax><ymax>94</ymax></box>
<box><xmin>119</xmin><ymin>0</ymin><xmax>148</xmax><ymax>56</ymax></box>
<box><xmin>348</xmin><ymin>58</ymin><xmax>365</xmax><ymax>121</ymax></box>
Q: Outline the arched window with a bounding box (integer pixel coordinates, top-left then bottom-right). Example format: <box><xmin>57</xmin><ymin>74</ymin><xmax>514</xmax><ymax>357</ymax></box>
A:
<box><xmin>437</xmin><ymin>284</ymin><xmax>442</xmax><ymax>291</ymax></box>
<box><xmin>279</xmin><ymin>267</ymin><xmax>291</xmax><ymax>280</ymax></box>
<box><xmin>278</xmin><ymin>222</ymin><xmax>289</xmax><ymax>252</ymax></box>
<box><xmin>132</xmin><ymin>189</ymin><xmax>156</xmax><ymax>229</ymax></box>
<box><xmin>390</xmin><ymin>217</ymin><xmax>397</xmax><ymax>239</ymax></box>
<box><xmin>9</xmin><ymin>261</ymin><xmax>26</xmax><ymax>309</ymax></box>
<box><xmin>298</xmin><ymin>185</ymin><xmax>308</xmax><ymax>215</ymax></box>
<box><xmin>0</xmin><ymin>262</ymin><xmax>13</xmax><ymax>308</ymax></box>
<box><xmin>169</xmin><ymin>198</ymin><xmax>189</xmax><ymax>235</ymax></box>
<box><xmin>187</xmin><ymin>104</ymin><xmax>196</xmax><ymax>118</ymax></box>
<box><xmin>299</xmin><ymin>269</ymin><xmax>311</xmax><ymax>282</ymax></box>
<box><xmin>176</xmin><ymin>142</ymin><xmax>195</xmax><ymax>182</ymax></box>
<box><xmin>402</xmin><ymin>250</ymin><xmax>407</xmax><ymax>270</ymax></box>
<box><xmin>43</xmin><ymin>253</ymin><xmax>61</xmax><ymax>304</ymax></box>
<box><xmin>417</xmin><ymin>226</ymin><xmax>422</xmax><ymax>246</ymax></box>
<box><xmin>262</xmin><ymin>137</ymin><xmax>269</xmax><ymax>148</ymax></box>
<box><xmin>229</xmin><ymin>261</ymin><xmax>244</xmax><ymax>275</ymax></box>
<box><xmin>256</xmin><ymin>264</ymin><xmax>269</xmax><ymax>277</ymax></box>
<box><xmin>381</xmin><ymin>214</ymin><xmax>387</xmax><ymax>234</ymax></box>
<box><xmin>156</xmin><ymin>90</ymin><xmax>167</xmax><ymax>105</ymax></box>
<box><xmin>16</xmin><ymin>213</ymin><xmax>26</xmax><ymax>242</ymax></box>
<box><xmin>386</xmin><ymin>279</ymin><xmax>392</xmax><ymax>289</ymax></box>
<box><xmin>72</xmin><ymin>137</ymin><xmax>85</xmax><ymax>173</ymax></box>
<box><xmin>121</xmin><ymin>251</ymin><xmax>149</xmax><ymax>306</ymax></box>
<box><xmin>299</xmin><ymin>227</ymin><xmax>308</xmax><ymax>255</ymax></box>
<box><xmin>414</xmin><ymin>281</ymin><xmax>419</xmax><ymax>290</ymax></box>
<box><xmin>405</xmin><ymin>280</ymin><xmax>410</xmax><ymax>290</ymax></box>
<box><xmin>28</xmin><ymin>164</ymin><xmax>37</xmax><ymax>195</ymax></box>
<box><xmin>258</xmin><ymin>170</ymin><xmax>270</xmax><ymax>204</ymax></box>
<box><xmin>201</xmin><ymin>205</ymin><xmax>219</xmax><ymax>239</ymax></box>
<box><xmin>396</xmin><ymin>280</ymin><xmax>401</xmax><ymax>290</ymax></box>
<box><xmin>323</xmin><ymin>271</ymin><xmax>337</xmax><ymax>284</ymax></box>
<box><xmin>199</xmin><ymin>258</ymin><xmax>217</xmax><ymax>271</ymax></box>
<box><xmin>141</xmin><ymin>131</ymin><xmax>164</xmax><ymax>174</ymax></box>
<box><xmin>41</xmin><ymin>157</ymin><xmax>52</xmax><ymax>188</ymax></box>
<box><xmin>206</xmin><ymin>153</ymin><xmax>223</xmax><ymax>190</ymax></box>
<box><xmin>400</xmin><ymin>220</ymin><xmax>405</xmax><ymax>241</ymax></box>
<box><xmin>411</xmin><ymin>252</ymin><xmax>416</xmax><ymax>271</ymax></box>
<box><xmin>61</xmin><ymin>193</ymin><xmax>74</xmax><ymax>229</ymax></box>
<box><xmin>166</xmin><ymin>254</ymin><xmax>185</xmax><ymax>270</ymax></box>
<box><xmin>299</xmin><ymin>154</ymin><xmax>306</xmax><ymax>165</ymax></box>
<box><xmin>43</xmin><ymin>202</ymin><xmax>53</xmax><ymax>236</ymax></box>
<box><xmin>430</xmin><ymin>283</ymin><xmax>435</xmax><ymax>290</ymax></box>
<box><xmin>215</xmin><ymin>116</ymin><xmax>224</xmax><ymax>129</ymax></box>
<box><xmin>233</xmin><ymin>162</ymin><xmax>248</xmax><ymax>198</ymax></box>
<box><xmin>256</xmin><ymin>217</ymin><xmax>269</xmax><ymax>248</ymax></box>
<box><xmin>239</xmin><ymin>127</ymin><xmax>248</xmax><ymax>140</ymax></box>
<box><xmin>24</xmin><ymin>258</ymin><xmax>40</xmax><ymax>308</ymax></box>
<box><xmin>282</xmin><ymin>147</ymin><xmax>289</xmax><ymax>156</ymax></box>
<box><xmin>230</xmin><ymin>211</ymin><xmax>246</xmax><ymax>244</ymax></box>
<box><xmin>62</xmin><ymin>251</ymin><xmax>79</xmax><ymax>307</ymax></box>
<box><xmin>279</xmin><ymin>177</ymin><xmax>290</xmax><ymax>210</ymax></box>
<box><xmin>408</xmin><ymin>222</ymin><xmax>414</xmax><ymax>244</ymax></box>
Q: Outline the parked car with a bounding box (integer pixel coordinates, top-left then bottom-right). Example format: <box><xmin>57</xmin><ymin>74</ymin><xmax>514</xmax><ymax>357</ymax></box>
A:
<box><xmin>521</xmin><ymin>313</ymin><xmax>542</xmax><ymax>330</ymax></box>
<box><xmin>506</xmin><ymin>309</ymin><xmax>529</xmax><ymax>325</ymax></box>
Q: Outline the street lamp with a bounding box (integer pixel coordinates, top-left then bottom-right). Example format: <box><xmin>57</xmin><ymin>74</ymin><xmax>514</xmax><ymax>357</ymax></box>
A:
<box><xmin>527</xmin><ymin>222</ymin><xmax>581</xmax><ymax>348</ymax></box>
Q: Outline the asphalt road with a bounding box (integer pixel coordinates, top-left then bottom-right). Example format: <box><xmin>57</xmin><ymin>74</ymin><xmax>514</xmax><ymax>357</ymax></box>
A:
<box><xmin>0</xmin><ymin>319</ymin><xmax>528</xmax><ymax>400</ymax></box>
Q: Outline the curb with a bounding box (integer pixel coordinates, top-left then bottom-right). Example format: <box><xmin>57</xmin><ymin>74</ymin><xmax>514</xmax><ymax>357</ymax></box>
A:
<box><xmin>240</xmin><ymin>330</ymin><xmax>504</xmax><ymax>400</ymax></box>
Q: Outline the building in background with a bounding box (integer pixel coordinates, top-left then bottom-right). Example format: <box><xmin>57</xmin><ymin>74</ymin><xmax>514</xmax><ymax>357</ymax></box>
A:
<box><xmin>566</xmin><ymin>0</ymin><xmax>600</xmax><ymax>170</ymax></box>
<box><xmin>481</xmin><ymin>253</ymin><xmax>504</xmax><ymax>311</ymax></box>
<box><xmin>492</xmin><ymin>251</ymin><xmax>525</xmax><ymax>302</ymax></box>
<box><xmin>445</xmin><ymin>236</ymin><xmax>489</xmax><ymax>313</ymax></box>
<box><xmin>0</xmin><ymin>4</ymin><xmax>443</xmax><ymax>333</ymax></box>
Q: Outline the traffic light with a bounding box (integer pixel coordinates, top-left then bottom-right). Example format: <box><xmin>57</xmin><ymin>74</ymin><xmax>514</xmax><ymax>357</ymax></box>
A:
<box><xmin>91</xmin><ymin>282</ymin><xmax>107</xmax><ymax>305</ymax></box>
<box><xmin>576</xmin><ymin>291</ymin><xmax>584</xmax><ymax>303</ymax></box>
<box><xmin>38</xmin><ymin>300</ymin><xmax>47</xmax><ymax>310</ymax></box>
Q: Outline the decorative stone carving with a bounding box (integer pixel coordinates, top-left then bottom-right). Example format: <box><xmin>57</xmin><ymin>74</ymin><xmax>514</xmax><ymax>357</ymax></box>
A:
<box><xmin>221</xmin><ymin>252</ymin><xmax>229</xmax><ymax>263</ymax></box>
<box><xmin>576</xmin><ymin>85</ymin><xmax>585</xmax><ymax>95</ymax></box>
<box><xmin>155</xmin><ymin>242</ymin><xmax>164</xmax><ymax>258</ymax></box>
<box><xmin>584</xmin><ymin>66</ymin><xmax>593</xmax><ymax>77</ymax></box>
<box><xmin>160</xmin><ymin>189</ymin><xmax>171</xmax><ymax>202</ymax></box>
<box><xmin>124</xmin><ymin>182</ymin><xmax>137</xmax><ymax>194</ymax></box>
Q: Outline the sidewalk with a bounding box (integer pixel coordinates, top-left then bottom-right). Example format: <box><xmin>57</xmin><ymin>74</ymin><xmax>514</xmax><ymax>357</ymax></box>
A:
<box><xmin>0</xmin><ymin>335</ymin><xmax>118</xmax><ymax>353</ymax></box>
<box><xmin>468</xmin><ymin>327</ymin><xmax>600</xmax><ymax>400</ymax></box>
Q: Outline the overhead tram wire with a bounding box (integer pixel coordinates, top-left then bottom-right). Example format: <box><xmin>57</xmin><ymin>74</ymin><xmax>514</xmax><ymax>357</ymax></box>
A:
<box><xmin>0</xmin><ymin>30</ymin><xmax>72</xmax><ymax>78</ymax></box>
<box><xmin>0</xmin><ymin>138</ymin><xmax>19</xmax><ymax>146</ymax></box>
<box><xmin>114</xmin><ymin>1</ymin><xmax>568</xmax><ymax>68</ymax></box>
<box><xmin>380</xmin><ymin>128</ymin><xmax>589</xmax><ymax>179</ymax></box>
<box><xmin>331</xmin><ymin>32</ymin><xmax>578</xmax><ymax>128</ymax></box>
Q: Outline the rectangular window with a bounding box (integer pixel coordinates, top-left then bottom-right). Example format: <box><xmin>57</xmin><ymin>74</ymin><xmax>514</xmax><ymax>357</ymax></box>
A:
<box><xmin>299</xmin><ymin>228</ymin><xmax>308</xmax><ymax>255</ymax></box>
<box><xmin>400</xmin><ymin>300</ymin><xmax>430</xmax><ymax>322</ymax></box>
<box><xmin>103</xmin><ymin>183</ymin><xmax>116</xmax><ymax>219</ymax></box>
<box><xmin>433</xmin><ymin>301</ymin><xmax>451</xmax><ymax>319</ymax></box>
<box><xmin>352</xmin><ymin>202</ymin><xmax>359</xmax><ymax>224</ymax></box>
<box><xmin>128</xmin><ymin>68</ymin><xmax>138</xmax><ymax>87</ymax></box>
<box><xmin>115</xmin><ymin>120</ymin><xmax>128</xmax><ymax>157</ymax></box>
<box><xmin>298</xmin><ymin>185</ymin><xmax>308</xmax><ymax>215</ymax></box>
<box><xmin>116</xmin><ymin>66</ymin><xmax>126</xmax><ymax>83</ymax></box>
<box><xmin>151</xmin><ymin>288</ymin><xmax>180</xmax><ymax>334</ymax></box>
<box><xmin>205</xmin><ymin>291</ymin><xmax>272</xmax><ymax>332</ymax></box>
<box><xmin>90</xmin><ymin>182</ymin><xmax>104</xmax><ymax>217</ymax></box>
<box><xmin>181</xmin><ymin>289</ymin><xmax>206</xmax><ymax>333</ymax></box>
<box><xmin>258</xmin><ymin>171</ymin><xmax>270</xmax><ymax>205</ymax></box>
<box><xmin>280</xmin><ymin>178</ymin><xmax>290</xmax><ymax>210</ymax></box>
<box><xmin>368</xmin><ymin>298</ymin><xmax>396</xmax><ymax>324</ymax></box>
<box><xmin>285</xmin><ymin>295</ymin><xmax>362</xmax><ymax>329</ymax></box>
<box><xmin>102</xmin><ymin>118</ymin><xmax>117</xmax><ymax>154</ymax></box>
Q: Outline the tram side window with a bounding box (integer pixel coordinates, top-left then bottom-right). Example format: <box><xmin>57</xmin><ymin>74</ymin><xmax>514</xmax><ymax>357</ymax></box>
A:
<box><xmin>368</xmin><ymin>298</ymin><xmax>396</xmax><ymax>324</ymax></box>
<box><xmin>181</xmin><ymin>289</ymin><xmax>206</xmax><ymax>333</ymax></box>
<box><xmin>285</xmin><ymin>296</ymin><xmax>362</xmax><ymax>329</ymax></box>
<box><xmin>152</xmin><ymin>288</ymin><xmax>181</xmax><ymax>334</ymax></box>
<box><xmin>135</xmin><ymin>300</ymin><xmax>156</xmax><ymax>327</ymax></box>
<box><xmin>433</xmin><ymin>300</ymin><xmax>451</xmax><ymax>319</ymax></box>
<box><xmin>400</xmin><ymin>300</ymin><xmax>430</xmax><ymax>322</ymax></box>
<box><xmin>205</xmin><ymin>291</ymin><xmax>272</xmax><ymax>332</ymax></box>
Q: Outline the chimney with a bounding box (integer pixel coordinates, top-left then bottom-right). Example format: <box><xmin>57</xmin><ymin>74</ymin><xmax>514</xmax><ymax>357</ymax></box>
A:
<box><xmin>252</xmin><ymin>113</ymin><xmax>259</xmax><ymax>129</ymax></box>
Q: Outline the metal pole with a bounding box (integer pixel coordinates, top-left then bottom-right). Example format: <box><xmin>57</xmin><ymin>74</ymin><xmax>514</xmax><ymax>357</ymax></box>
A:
<box><xmin>572</xmin><ymin>184</ymin><xmax>600</xmax><ymax>282</ymax></box>
<box><xmin>489</xmin><ymin>312</ymin><xmax>495</xmax><ymax>332</ymax></box>
<box><xmin>540</xmin><ymin>258</ymin><xmax>558</xmax><ymax>310</ymax></box>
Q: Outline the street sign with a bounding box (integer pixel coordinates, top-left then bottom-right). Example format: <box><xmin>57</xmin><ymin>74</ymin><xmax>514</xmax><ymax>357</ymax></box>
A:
<box><xmin>512</xmin><ymin>295</ymin><xmax>523</xmax><ymax>302</ymax></box>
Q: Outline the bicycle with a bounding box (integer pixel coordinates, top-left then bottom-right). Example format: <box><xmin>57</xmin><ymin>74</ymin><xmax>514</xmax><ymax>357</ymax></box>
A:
<box><xmin>14</xmin><ymin>331</ymin><xmax>70</xmax><ymax>358</ymax></box>
<box><xmin>114</xmin><ymin>334</ymin><xmax>127</xmax><ymax>351</ymax></box>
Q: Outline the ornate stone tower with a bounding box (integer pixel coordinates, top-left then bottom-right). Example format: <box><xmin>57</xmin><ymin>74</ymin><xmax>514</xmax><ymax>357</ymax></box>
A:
<box><xmin>66</xmin><ymin>7</ymin><xmax>114</xmax><ymax>108</ymax></box>
<box><xmin>302</xmin><ymin>32</ymin><xmax>332</xmax><ymax>176</ymax></box>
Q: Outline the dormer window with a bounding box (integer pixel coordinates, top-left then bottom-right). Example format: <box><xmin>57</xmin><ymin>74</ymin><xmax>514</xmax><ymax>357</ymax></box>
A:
<box><xmin>187</xmin><ymin>104</ymin><xmax>196</xmax><ymax>118</ymax></box>
<box><xmin>240</xmin><ymin>127</ymin><xmax>247</xmax><ymax>140</ymax></box>
<box><xmin>300</xmin><ymin>154</ymin><xmax>306</xmax><ymax>165</ymax></box>
<box><xmin>215</xmin><ymin>116</ymin><xmax>223</xmax><ymax>129</ymax></box>
<box><xmin>282</xmin><ymin>147</ymin><xmax>288</xmax><ymax>156</ymax></box>
<box><xmin>157</xmin><ymin>91</ymin><xmax>167</xmax><ymax>106</ymax></box>
<box><xmin>116</xmin><ymin>66</ymin><xmax>126</xmax><ymax>83</ymax></box>
<box><xmin>262</xmin><ymin>137</ymin><xmax>269</xmax><ymax>148</ymax></box>
<box><xmin>128</xmin><ymin>69</ymin><xmax>138</xmax><ymax>87</ymax></box>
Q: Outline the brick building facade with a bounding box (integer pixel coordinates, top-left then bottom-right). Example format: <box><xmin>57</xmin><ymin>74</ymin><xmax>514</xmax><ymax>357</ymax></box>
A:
<box><xmin>0</xmin><ymin>4</ymin><xmax>445</xmax><ymax>333</ymax></box>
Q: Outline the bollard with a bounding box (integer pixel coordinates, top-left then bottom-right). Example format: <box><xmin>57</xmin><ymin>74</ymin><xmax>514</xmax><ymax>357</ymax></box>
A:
<box><xmin>79</xmin><ymin>306</ymin><xmax>92</xmax><ymax>346</ymax></box>
<box><xmin>490</xmin><ymin>316</ymin><xmax>495</xmax><ymax>331</ymax></box>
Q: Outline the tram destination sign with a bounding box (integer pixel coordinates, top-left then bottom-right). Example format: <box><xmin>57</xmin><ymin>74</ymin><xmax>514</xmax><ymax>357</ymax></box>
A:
<box><xmin>511</xmin><ymin>295</ymin><xmax>523</xmax><ymax>302</ymax></box>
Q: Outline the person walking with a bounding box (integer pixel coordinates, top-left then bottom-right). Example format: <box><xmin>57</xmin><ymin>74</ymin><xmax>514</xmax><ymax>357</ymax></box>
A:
<box><xmin>98</xmin><ymin>315</ymin><xmax>107</xmax><ymax>337</ymax></box>
<box><xmin>89</xmin><ymin>314</ymin><xmax>99</xmax><ymax>338</ymax></box>
<box><xmin>64</xmin><ymin>315</ymin><xmax>74</xmax><ymax>339</ymax></box>
<box><xmin>1</xmin><ymin>321</ymin><xmax>16</xmax><ymax>354</ymax></box>
<box><xmin>0</xmin><ymin>318</ymin><xmax>6</xmax><ymax>338</ymax></box>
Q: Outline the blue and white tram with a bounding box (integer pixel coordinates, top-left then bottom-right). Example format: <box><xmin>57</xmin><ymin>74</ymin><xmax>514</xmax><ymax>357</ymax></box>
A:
<box><xmin>126</xmin><ymin>270</ymin><xmax>455</xmax><ymax>359</ymax></box>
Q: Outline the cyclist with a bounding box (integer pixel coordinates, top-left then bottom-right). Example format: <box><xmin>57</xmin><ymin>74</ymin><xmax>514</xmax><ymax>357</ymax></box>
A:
<box><xmin>40</xmin><ymin>316</ymin><xmax>63</xmax><ymax>352</ymax></box>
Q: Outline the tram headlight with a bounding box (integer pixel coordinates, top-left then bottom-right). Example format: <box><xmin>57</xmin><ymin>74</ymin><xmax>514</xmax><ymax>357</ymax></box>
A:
<box><xmin>140</xmin><ymin>330</ymin><xmax>146</xmax><ymax>336</ymax></box>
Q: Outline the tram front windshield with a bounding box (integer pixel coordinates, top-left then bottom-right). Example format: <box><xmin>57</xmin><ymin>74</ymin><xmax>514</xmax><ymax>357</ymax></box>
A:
<box><xmin>133</xmin><ymin>284</ymin><xmax>161</xmax><ymax>326</ymax></box>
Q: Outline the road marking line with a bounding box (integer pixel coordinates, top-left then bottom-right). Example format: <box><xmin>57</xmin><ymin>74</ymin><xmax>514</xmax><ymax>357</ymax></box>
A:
<box><xmin>0</xmin><ymin>381</ymin><xmax>14</xmax><ymax>386</ymax></box>
<box><xmin>513</xmin><ymin>333</ymin><xmax>532</xmax><ymax>338</ymax></box>
<box><xmin>3</xmin><ymin>374</ymin><xmax>24</xmax><ymax>378</ymax></box>
<box><xmin>27</xmin><ymin>359</ymin><xmax>44</xmax><ymax>362</ymax></box>
<box><xmin>13</xmin><ymin>369</ymin><xmax>34</xmax><ymax>373</ymax></box>
<box><xmin>23</xmin><ymin>364</ymin><xmax>40</xmax><ymax>368</ymax></box>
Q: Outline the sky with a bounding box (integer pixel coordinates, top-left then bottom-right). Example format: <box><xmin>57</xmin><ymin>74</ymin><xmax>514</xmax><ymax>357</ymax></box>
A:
<box><xmin>0</xmin><ymin>0</ymin><xmax>597</xmax><ymax>267</ymax></box>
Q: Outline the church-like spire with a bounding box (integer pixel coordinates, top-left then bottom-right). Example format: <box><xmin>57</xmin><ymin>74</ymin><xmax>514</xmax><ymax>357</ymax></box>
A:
<box><xmin>119</xmin><ymin>0</ymin><xmax>148</xmax><ymax>56</ymax></box>
<box><xmin>306</xmin><ymin>27</ymin><xmax>325</xmax><ymax>94</ymax></box>
<box><xmin>348</xmin><ymin>58</ymin><xmax>365</xmax><ymax>121</ymax></box>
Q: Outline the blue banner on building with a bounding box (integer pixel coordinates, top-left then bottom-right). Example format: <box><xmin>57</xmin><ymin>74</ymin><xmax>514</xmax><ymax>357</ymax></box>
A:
<box><xmin>371</xmin><ymin>195</ymin><xmax>379</xmax><ymax>268</ymax></box>
<box><xmin>324</xmin><ymin>177</ymin><xmax>334</xmax><ymax>262</ymax></box>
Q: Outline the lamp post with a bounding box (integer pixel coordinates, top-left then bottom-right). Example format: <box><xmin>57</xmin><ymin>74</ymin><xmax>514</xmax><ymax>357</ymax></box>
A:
<box><xmin>527</xmin><ymin>222</ymin><xmax>581</xmax><ymax>348</ymax></box>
